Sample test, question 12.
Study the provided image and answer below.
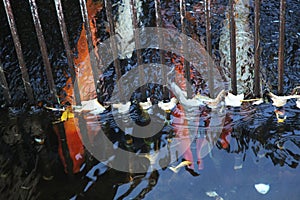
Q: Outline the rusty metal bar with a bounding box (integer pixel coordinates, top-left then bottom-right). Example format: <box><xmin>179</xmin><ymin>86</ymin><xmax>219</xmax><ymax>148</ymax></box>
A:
<box><xmin>3</xmin><ymin>0</ymin><xmax>34</xmax><ymax>103</ymax></box>
<box><xmin>79</xmin><ymin>0</ymin><xmax>100</xmax><ymax>92</ymax></box>
<box><xmin>0</xmin><ymin>60</ymin><xmax>11</xmax><ymax>104</ymax></box>
<box><xmin>54</xmin><ymin>0</ymin><xmax>81</xmax><ymax>105</ymax></box>
<box><xmin>104</xmin><ymin>0</ymin><xmax>125</xmax><ymax>102</ymax></box>
<box><xmin>130</xmin><ymin>0</ymin><xmax>146</xmax><ymax>100</ymax></box>
<box><xmin>180</xmin><ymin>0</ymin><xmax>192</xmax><ymax>98</ymax></box>
<box><xmin>154</xmin><ymin>0</ymin><xmax>168</xmax><ymax>101</ymax></box>
<box><xmin>205</xmin><ymin>0</ymin><xmax>214</xmax><ymax>98</ymax></box>
<box><xmin>29</xmin><ymin>0</ymin><xmax>58</xmax><ymax>103</ymax></box>
<box><xmin>229</xmin><ymin>0</ymin><xmax>237</xmax><ymax>95</ymax></box>
<box><xmin>254</xmin><ymin>0</ymin><xmax>261</xmax><ymax>97</ymax></box>
<box><xmin>278</xmin><ymin>0</ymin><xmax>286</xmax><ymax>95</ymax></box>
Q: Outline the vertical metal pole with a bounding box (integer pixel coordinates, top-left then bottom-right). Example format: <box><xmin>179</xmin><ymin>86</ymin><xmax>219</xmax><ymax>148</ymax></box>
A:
<box><xmin>29</xmin><ymin>0</ymin><xmax>58</xmax><ymax>103</ymax></box>
<box><xmin>0</xmin><ymin>60</ymin><xmax>11</xmax><ymax>104</ymax></box>
<box><xmin>54</xmin><ymin>0</ymin><xmax>81</xmax><ymax>106</ymax></box>
<box><xmin>180</xmin><ymin>0</ymin><xmax>192</xmax><ymax>99</ymax></box>
<box><xmin>229</xmin><ymin>0</ymin><xmax>237</xmax><ymax>95</ymax></box>
<box><xmin>130</xmin><ymin>0</ymin><xmax>146</xmax><ymax>100</ymax></box>
<box><xmin>278</xmin><ymin>0</ymin><xmax>286</xmax><ymax>95</ymax></box>
<box><xmin>3</xmin><ymin>0</ymin><xmax>34</xmax><ymax>103</ymax></box>
<box><xmin>154</xmin><ymin>0</ymin><xmax>168</xmax><ymax>101</ymax></box>
<box><xmin>254</xmin><ymin>0</ymin><xmax>261</xmax><ymax>97</ymax></box>
<box><xmin>104</xmin><ymin>0</ymin><xmax>124</xmax><ymax>102</ymax></box>
<box><xmin>79</xmin><ymin>0</ymin><xmax>100</xmax><ymax>91</ymax></box>
<box><xmin>205</xmin><ymin>0</ymin><xmax>214</xmax><ymax>98</ymax></box>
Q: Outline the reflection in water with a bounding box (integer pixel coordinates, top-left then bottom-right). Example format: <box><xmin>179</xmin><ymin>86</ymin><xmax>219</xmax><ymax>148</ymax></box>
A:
<box><xmin>0</xmin><ymin>101</ymin><xmax>299</xmax><ymax>199</ymax></box>
<box><xmin>0</xmin><ymin>0</ymin><xmax>300</xmax><ymax>199</ymax></box>
<box><xmin>0</xmin><ymin>109</ymin><xmax>54</xmax><ymax>199</ymax></box>
<box><xmin>230</xmin><ymin>103</ymin><xmax>300</xmax><ymax>169</ymax></box>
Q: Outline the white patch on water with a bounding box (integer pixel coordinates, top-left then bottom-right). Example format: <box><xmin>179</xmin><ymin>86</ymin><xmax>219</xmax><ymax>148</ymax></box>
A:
<box><xmin>254</xmin><ymin>183</ymin><xmax>270</xmax><ymax>194</ymax></box>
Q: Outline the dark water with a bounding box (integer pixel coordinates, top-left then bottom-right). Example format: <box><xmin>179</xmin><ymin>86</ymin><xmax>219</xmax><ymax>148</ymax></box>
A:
<box><xmin>0</xmin><ymin>0</ymin><xmax>300</xmax><ymax>199</ymax></box>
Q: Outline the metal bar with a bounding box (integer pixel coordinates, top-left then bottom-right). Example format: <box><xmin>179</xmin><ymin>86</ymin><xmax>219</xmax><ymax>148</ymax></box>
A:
<box><xmin>154</xmin><ymin>0</ymin><xmax>168</xmax><ymax>101</ymax></box>
<box><xmin>54</xmin><ymin>0</ymin><xmax>81</xmax><ymax>106</ymax></box>
<box><xmin>130</xmin><ymin>0</ymin><xmax>146</xmax><ymax>100</ymax></box>
<box><xmin>3</xmin><ymin>0</ymin><xmax>34</xmax><ymax>103</ymax></box>
<box><xmin>104</xmin><ymin>0</ymin><xmax>125</xmax><ymax>102</ymax></box>
<box><xmin>278</xmin><ymin>0</ymin><xmax>286</xmax><ymax>95</ymax></box>
<box><xmin>79</xmin><ymin>0</ymin><xmax>100</xmax><ymax>92</ymax></box>
<box><xmin>205</xmin><ymin>0</ymin><xmax>214</xmax><ymax>98</ymax></box>
<box><xmin>0</xmin><ymin>60</ymin><xmax>11</xmax><ymax>104</ymax></box>
<box><xmin>254</xmin><ymin>0</ymin><xmax>261</xmax><ymax>97</ymax></box>
<box><xmin>29</xmin><ymin>0</ymin><xmax>58</xmax><ymax>103</ymax></box>
<box><xmin>180</xmin><ymin>0</ymin><xmax>192</xmax><ymax>99</ymax></box>
<box><xmin>229</xmin><ymin>0</ymin><xmax>237</xmax><ymax>95</ymax></box>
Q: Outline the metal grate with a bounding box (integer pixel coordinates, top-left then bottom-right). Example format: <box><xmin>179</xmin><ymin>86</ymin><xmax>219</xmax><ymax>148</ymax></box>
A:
<box><xmin>1</xmin><ymin>0</ymin><xmax>287</xmax><ymax>106</ymax></box>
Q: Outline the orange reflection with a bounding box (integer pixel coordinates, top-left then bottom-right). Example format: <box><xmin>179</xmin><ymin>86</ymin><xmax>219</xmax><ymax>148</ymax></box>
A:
<box><xmin>172</xmin><ymin>56</ymin><xmax>202</xmax><ymax>172</ymax></box>
<box><xmin>56</xmin><ymin>0</ymin><xmax>102</xmax><ymax>174</ymax></box>
<box><xmin>62</xmin><ymin>0</ymin><xmax>102</xmax><ymax>104</ymax></box>
<box><xmin>172</xmin><ymin>54</ymin><xmax>232</xmax><ymax>173</ymax></box>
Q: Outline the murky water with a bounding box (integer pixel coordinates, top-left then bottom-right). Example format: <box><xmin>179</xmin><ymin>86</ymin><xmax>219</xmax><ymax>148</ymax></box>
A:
<box><xmin>0</xmin><ymin>0</ymin><xmax>300</xmax><ymax>199</ymax></box>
